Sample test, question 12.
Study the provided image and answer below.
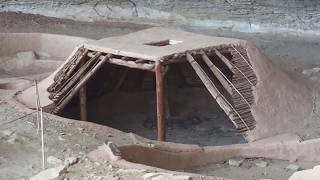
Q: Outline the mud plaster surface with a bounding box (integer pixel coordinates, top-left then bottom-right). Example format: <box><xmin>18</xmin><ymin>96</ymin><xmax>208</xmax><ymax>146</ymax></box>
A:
<box><xmin>1</xmin><ymin>12</ymin><xmax>320</xmax><ymax>180</ymax></box>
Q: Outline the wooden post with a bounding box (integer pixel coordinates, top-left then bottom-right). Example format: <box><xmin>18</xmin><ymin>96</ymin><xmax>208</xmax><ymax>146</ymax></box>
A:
<box><xmin>155</xmin><ymin>61</ymin><xmax>168</xmax><ymax>141</ymax></box>
<box><xmin>79</xmin><ymin>59</ymin><xmax>87</xmax><ymax>121</ymax></box>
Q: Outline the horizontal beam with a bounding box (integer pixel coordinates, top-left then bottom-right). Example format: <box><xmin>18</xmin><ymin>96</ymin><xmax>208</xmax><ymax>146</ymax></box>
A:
<box><xmin>88</xmin><ymin>53</ymin><xmax>155</xmax><ymax>71</ymax></box>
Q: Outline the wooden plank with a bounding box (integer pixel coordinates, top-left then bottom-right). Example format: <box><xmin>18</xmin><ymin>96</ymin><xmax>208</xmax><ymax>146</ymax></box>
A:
<box><xmin>155</xmin><ymin>61</ymin><xmax>168</xmax><ymax>141</ymax></box>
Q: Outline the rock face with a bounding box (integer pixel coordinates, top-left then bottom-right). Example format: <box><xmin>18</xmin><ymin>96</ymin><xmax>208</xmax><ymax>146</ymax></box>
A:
<box><xmin>1</xmin><ymin>0</ymin><xmax>320</xmax><ymax>34</ymax></box>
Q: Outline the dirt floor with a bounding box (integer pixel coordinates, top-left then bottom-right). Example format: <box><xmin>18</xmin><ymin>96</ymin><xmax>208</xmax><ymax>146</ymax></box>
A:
<box><xmin>1</xmin><ymin>12</ymin><xmax>320</xmax><ymax>180</ymax></box>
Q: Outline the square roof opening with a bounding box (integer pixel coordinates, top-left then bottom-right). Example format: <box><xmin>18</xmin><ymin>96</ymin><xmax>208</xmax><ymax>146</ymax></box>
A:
<box><xmin>145</xmin><ymin>40</ymin><xmax>183</xmax><ymax>47</ymax></box>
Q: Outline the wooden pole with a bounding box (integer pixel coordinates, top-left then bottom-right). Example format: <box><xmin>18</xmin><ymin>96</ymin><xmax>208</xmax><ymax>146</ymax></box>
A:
<box><xmin>79</xmin><ymin>58</ymin><xmax>87</xmax><ymax>121</ymax></box>
<box><xmin>155</xmin><ymin>61</ymin><xmax>167</xmax><ymax>141</ymax></box>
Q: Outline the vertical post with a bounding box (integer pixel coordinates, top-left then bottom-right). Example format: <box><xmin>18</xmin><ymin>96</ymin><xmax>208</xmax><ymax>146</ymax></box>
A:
<box><xmin>155</xmin><ymin>61</ymin><xmax>168</xmax><ymax>141</ymax></box>
<box><xmin>79</xmin><ymin>59</ymin><xmax>87</xmax><ymax>121</ymax></box>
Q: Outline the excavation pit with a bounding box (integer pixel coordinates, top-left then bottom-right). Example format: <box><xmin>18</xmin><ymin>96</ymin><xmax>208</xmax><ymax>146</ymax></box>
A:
<box><xmin>16</xmin><ymin>27</ymin><xmax>320</xmax><ymax>143</ymax></box>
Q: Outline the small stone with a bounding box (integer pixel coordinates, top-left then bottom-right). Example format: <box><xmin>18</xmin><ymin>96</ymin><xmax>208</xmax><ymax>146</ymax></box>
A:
<box><xmin>47</xmin><ymin>156</ymin><xmax>63</xmax><ymax>165</ymax></box>
<box><xmin>255</xmin><ymin>161</ymin><xmax>268</xmax><ymax>168</ymax></box>
<box><xmin>147</xmin><ymin>143</ymin><xmax>155</xmax><ymax>148</ymax></box>
<box><xmin>6</xmin><ymin>137</ymin><xmax>18</xmax><ymax>144</ymax></box>
<box><xmin>107</xmin><ymin>133</ymin><xmax>113</xmax><ymax>138</ymax></box>
<box><xmin>228</xmin><ymin>158</ymin><xmax>244</xmax><ymax>167</ymax></box>
<box><xmin>0</xmin><ymin>130</ymin><xmax>14</xmax><ymax>137</ymax></box>
<box><xmin>302</xmin><ymin>67</ymin><xmax>320</xmax><ymax>76</ymax></box>
<box><xmin>30</xmin><ymin>165</ymin><xmax>67</xmax><ymax>180</ymax></box>
<box><xmin>58</xmin><ymin>136</ymin><xmax>66</xmax><ymax>141</ymax></box>
<box><xmin>77</xmin><ymin>127</ymin><xmax>84</xmax><ymax>133</ymax></box>
<box><xmin>92</xmin><ymin>133</ymin><xmax>97</xmax><ymax>138</ymax></box>
<box><xmin>143</xmin><ymin>173</ymin><xmax>190</xmax><ymax>180</ymax></box>
<box><xmin>290</xmin><ymin>158</ymin><xmax>298</xmax><ymax>163</ymax></box>
<box><xmin>94</xmin><ymin>162</ymin><xmax>101</xmax><ymax>166</ymax></box>
<box><xmin>64</xmin><ymin>157</ymin><xmax>78</xmax><ymax>167</ymax></box>
<box><xmin>117</xmin><ymin>169</ymin><xmax>146</xmax><ymax>174</ymax></box>
<box><xmin>91</xmin><ymin>175</ymin><xmax>119</xmax><ymax>180</ymax></box>
<box><xmin>286</xmin><ymin>164</ymin><xmax>301</xmax><ymax>171</ymax></box>
<box><xmin>104</xmin><ymin>141</ymin><xmax>121</xmax><ymax>161</ymax></box>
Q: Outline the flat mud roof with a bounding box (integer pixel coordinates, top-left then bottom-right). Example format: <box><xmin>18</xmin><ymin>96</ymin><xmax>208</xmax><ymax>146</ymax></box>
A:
<box><xmin>83</xmin><ymin>27</ymin><xmax>243</xmax><ymax>61</ymax></box>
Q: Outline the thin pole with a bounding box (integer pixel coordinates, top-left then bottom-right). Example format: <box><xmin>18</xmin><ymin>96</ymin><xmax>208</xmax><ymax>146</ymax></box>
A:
<box><xmin>35</xmin><ymin>80</ymin><xmax>45</xmax><ymax>169</ymax></box>
<box><xmin>155</xmin><ymin>61</ymin><xmax>167</xmax><ymax>141</ymax></box>
<box><xmin>34</xmin><ymin>80</ymin><xmax>40</xmax><ymax>134</ymax></box>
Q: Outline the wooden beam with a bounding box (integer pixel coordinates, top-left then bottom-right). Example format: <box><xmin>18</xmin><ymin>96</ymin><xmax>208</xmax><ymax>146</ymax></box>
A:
<box><xmin>186</xmin><ymin>53</ymin><xmax>232</xmax><ymax>115</ymax></box>
<box><xmin>155</xmin><ymin>61</ymin><xmax>168</xmax><ymax>141</ymax></box>
<box><xmin>53</xmin><ymin>55</ymin><xmax>110</xmax><ymax>114</ymax></box>
<box><xmin>50</xmin><ymin>52</ymin><xmax>102</xmax><ymax>102</ymax></box>
<box><xmin>214</xmin><ymin>49</ymin><xmax>233</xmax><ymax>71</ymax></box>
<box><xmin>201</xmin><ymin>51</ymin><xmax>233</xmax><ymax>95</ymax></box>
<box><xmin>79</xmin><ymin>58</ymin><xmax>87</xmax><ymax>121</ymax></box>
<box><xmin>87</xmin><ymin>53</ymin><xmax>155</xmax><ymax>71</ymax></box>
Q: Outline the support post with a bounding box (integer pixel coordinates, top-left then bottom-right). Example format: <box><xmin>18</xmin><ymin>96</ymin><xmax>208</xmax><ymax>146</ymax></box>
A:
<box><xmin>79</xmin><ymin>59</ymin><xmax>87</xmax><ymax>121</ymax></box>
<box><xmin>155</xmin><ymin>61</ymin><xmax>168</xmax><ymax>141</ymax></box>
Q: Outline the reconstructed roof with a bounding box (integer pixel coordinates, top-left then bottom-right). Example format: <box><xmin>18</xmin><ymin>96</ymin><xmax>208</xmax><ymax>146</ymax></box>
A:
<box><xmin>84</xmin><ymin>27</ymin><xmax>243</xmax><ymax>61</ymax></box>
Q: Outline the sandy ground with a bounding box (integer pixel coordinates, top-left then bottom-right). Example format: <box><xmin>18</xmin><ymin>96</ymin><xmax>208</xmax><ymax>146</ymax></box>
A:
<box><xmin>0</xmin><ymin>12</ymin><xmax>320</xmax><ymax>180</ymax></box>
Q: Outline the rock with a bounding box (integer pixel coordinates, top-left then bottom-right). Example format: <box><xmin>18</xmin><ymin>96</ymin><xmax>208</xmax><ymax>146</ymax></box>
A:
<box><xmin>255</xmin><ymin>161</ymin><xmax>268</xmax><ymax>168</ymax></box>
<box><xmin>87</xmin><ymin>142</ymin><xmax>121</xmax><ymax>163</ymax></box>
<box><xmin>228</xmin><ymin>158</ymin><xmax>244</xmax><ymax>167</ymax></box>
<box><xmin>91</xmin><ymin>175</ymin><xmax>119</xmax><ymax>180</ymax></box>
<box><xmin>99</xmin><ymin>141</ymin><xmax>122</xmax><ymax>161</ymax></box>
<box><xmin>302</xmin><ymin>67</ymin><xmax>320</xmax><ymax>76</ymax></box>
<box><xmin>0</xmin><ymin>130</ymin><xmax>14</xmax><ymax>137</ymax></box>
<box><xmin>286</xmin><ymin>164</ymin><xmax>301</xmax><ymax>171</ymax></box>
<box><xmin>30</xmin><ymin>165</ymin><xmax>67</xmax><ymax>180</ymax></box>
<box><xmin>117</xmin><ymin>169</ymin><xmax>146</xmax><ymax>174</ymax></box>
<box><xmin>143</xmin><ymin>172</ymin><xmax>191</xmax><ymax>180</ymax></box>
<box><xmin>58</xmin><ymin>136</ymin><xmax>66</xmax><ymax>141</ymax></box>
<box><xmin>6</xmin><ymin>137</ymin><xmax>18</xmax><ymax>144</ymax></box>
<box><xmin>64</xmin><ymin>157</ymin><xmax>78</xmax><ymax>167</ymax></box>
<box><xmin>47</xmin><ymin>156</ymin><xmax>63</xmax><ymax>165</ymax></box>
<box><xmin>289</xmin><ymin>165</ymin><xmax>320</xmax><ymax>180</ymax></box>
<box><xmin>77</xmin><ymin>127</ymin><xmax>84</xmax><ymax>133</ymax></box>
